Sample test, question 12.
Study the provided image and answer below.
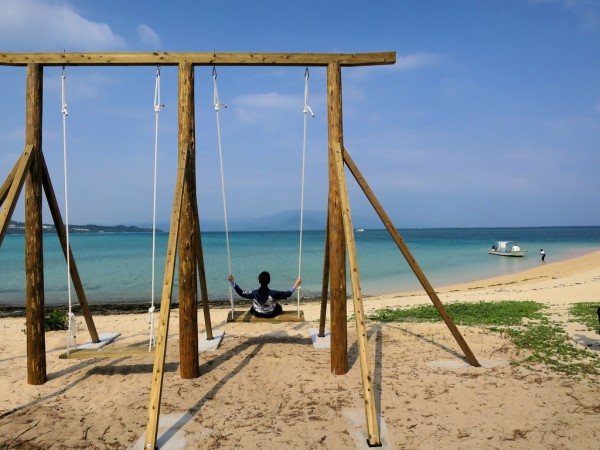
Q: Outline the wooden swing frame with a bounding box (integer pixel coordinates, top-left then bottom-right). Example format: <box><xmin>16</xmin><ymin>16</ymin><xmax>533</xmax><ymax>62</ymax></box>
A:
<box><xmin>0</xmin><ymin>51</ymin><xmax>479</xmax><ymax>448</ymax></box>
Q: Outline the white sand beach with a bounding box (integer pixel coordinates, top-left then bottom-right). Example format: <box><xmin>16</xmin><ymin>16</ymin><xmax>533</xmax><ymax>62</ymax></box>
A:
<box><xmin>1</xmin><ymin>252</ymin><xmax>599</xmax><ymax>449</ymax></box>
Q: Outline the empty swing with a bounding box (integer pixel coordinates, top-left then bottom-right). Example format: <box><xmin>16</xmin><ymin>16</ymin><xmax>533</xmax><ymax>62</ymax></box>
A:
<box><xmin>296</xmin><ymin>67</ymin><xmax>315</xmax><ymax>317</ymax></box>
<box><xmin>60</xmin><ymin>67</ymin><xmax>119</xmax><ymax>357</ymax></box>
<box><xmin>148</xmin><ymin>66</ymin><xmax>162</xmax><ymax>351</ymax></box>
<box><xmin>213</xmin><ymin>67</ymin><xmax>313</xmax><ymax>323</ymax></box>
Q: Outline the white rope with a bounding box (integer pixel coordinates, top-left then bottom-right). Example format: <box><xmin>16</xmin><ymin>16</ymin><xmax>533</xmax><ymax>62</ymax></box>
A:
<box><xmin>297</xmin><ymin>67</ymin><xmax>314</xmax><ymax>317</ymax></box>
<box><xmin>61</xmin><ymin>67</ymin><xmax>76</xmax><ymax>353</ymax></box>
<box><xmin>212</xmin><ymin>67</ymin><xmax>234</xmax><ymax>318</ymax></box>
<box><xmin>149</xmin><ymin>66</ymin><xmax>162</xmax><ymax>351</ymax></box>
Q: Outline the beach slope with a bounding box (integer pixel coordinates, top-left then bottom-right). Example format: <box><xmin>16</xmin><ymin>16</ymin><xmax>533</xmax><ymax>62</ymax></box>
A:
<box><xmin>0</xmin><ymin>252</ymin><xmax>599</xmax><ymax>449</ymax></box>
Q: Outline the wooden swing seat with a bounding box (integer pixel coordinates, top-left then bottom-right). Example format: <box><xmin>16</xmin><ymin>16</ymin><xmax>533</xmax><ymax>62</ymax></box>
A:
<box><xmin>59</xmin><ymin>345</ymin><xmax>154</xmax><ymax>359</ymax></box>
<box><xmin>227</xmin><ymin>310</ymin><xmax>305</xmax><ymax>323</ymax></box>
<box><xmin>59</xmin><ymin>345</ymin><xmax>154</xmax><ymax>360</ymax></box>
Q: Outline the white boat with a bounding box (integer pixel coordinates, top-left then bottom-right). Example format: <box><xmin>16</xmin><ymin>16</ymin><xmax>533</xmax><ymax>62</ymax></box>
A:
<box><xmin>489</xmin><ymin>241</ymin><xmax>527</xmax><ymax>257</ymax></box>
<box><xmin>355</xmin><ymin>228</ymin><xmax>365</xmax><ymax>232</ymax></box>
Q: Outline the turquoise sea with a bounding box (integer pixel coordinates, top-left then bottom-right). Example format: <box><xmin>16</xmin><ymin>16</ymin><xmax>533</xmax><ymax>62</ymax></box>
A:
<box><xmin>1</xmin><ymin>227</ymin><xmax>599</xmax><ymax>307</ymax></box>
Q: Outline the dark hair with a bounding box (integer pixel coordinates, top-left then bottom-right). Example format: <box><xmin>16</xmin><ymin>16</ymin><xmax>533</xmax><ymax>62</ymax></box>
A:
<box><xmin>258</xmin><ymin>271</ymin><xmax>270</xmax><ymax>287</ymax></box>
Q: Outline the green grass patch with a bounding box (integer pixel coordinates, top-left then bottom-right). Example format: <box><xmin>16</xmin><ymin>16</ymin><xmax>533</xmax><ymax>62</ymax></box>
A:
<box><xmin>569</xmin><ymin>302</ymin><xmax>600</xmax><ymax>332</ymax></box>
<box><xmin>505</xmin><ymin>319</ymin><xmax>600</xmax><ymax>376</ymax></box>
<box><xmin>367</xmin><ymin>300</ymin><xmax>546</xmax><ymax>326</ymax></box>
<box><xmin>44</xmin><ymin>309</ymin><xmax>69</xmax><ymax>331</ymax></box>
<box><xmin>368</xmin><ymin>300</ymin><xmax>600</xmax><ymax>376</ymax></box>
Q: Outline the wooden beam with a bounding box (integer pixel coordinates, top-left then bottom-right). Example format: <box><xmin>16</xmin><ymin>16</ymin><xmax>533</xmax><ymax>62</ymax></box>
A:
<box><xmin>327</xmin><ymin>62</ymin><xmax>348</xmax><ymax>375</ymax></box>
<box><xmin>177</xmin><ymin>62</ymin><xmax>199</xmax><ymax>380</ymax></box>
<box><xmin>343</xmin><ymin>147</ymin><xmax>480</xmax><ymax>367</ymax></box>
<box><xmin>0</xmin><ymin>145</ymin><xmax>34</xmax><ymax>246</ymax></box>
<box><xmin>25</xmin><ymin>63</ymin><xmax>46</xmax><ymax>386</ymax></box>
<box><xmin>144</xmin><ymin>125</ymin><xmax>191</xmax><ymax>450</ymax></box>
<box><xmin>332</xmin><ymin>143</ymin><xmax>380</xmax><ymax>446</ymax></box>
<box><xmin>0</xmin><ymin>51</ymin><xmax>396</xmax><ymax>67</ymax></box>
<box><xmin>0</xmin><ymin>155</ymin><xmax>20</xmax><ymax>206</ymax></box>
<box><xmin>40</xmin><ymin>153</ymin><xmax>100</xmax><ymax>343</ymax></box>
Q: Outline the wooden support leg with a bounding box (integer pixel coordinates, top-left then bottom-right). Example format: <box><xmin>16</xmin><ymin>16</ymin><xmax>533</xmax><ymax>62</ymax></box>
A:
<box><xmin>318</xmin><ymin>216</ymin><xmax>330</xmax><ymax>338</ymax></box>
<box><xmin>0</xmin><ymin>155</ymin><xmax>21</xmax><ymax>206</ymax></box>
<box><xmin>40</xmin><ymin>153</ymin><xmax>99</xmax><ymax>343</ymax></box>
<box><xmin>343</xmin><ymin>147</ymin><xmax>480</xmax><ymax>367</ymax></box>
<box><xmin>333</xmin><ymin>143</ymin><xmax>380</xmax><ymax>446</ymax></box>
<box><xmin>144</xmin><ymin>143</ymin><xmax>190</xmax><ymax>449</ymax></box>
<box><xmin>0</xmin><ymin>145</ymin><xmax>35</xmax><ymax>247</ymax></box>
<box><xmin>194</xmin><ymin>192</ymin><xmax>213</xmax><ymax>340</ymax></box>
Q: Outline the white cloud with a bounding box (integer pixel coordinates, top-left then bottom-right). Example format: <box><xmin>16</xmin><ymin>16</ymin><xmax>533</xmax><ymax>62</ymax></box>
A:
<box><xmin>44</xmin><ymin>71</ymin><xmax>118</xmax><ymax>105</ymax></box>
<box><xmin>235</xmin><ymin>92</ymin><xmax>299</xmax><ymax>110</ymax></box>
<box><xmin>394</xmin><ymin>52</ymin><xmax>448</xmax><ymax>71</ymax></box>
<box><xmin>347</xmin><ymin>52</ymin><xmax>451</xmax><ymax>82</ymax></box>
<box><xmin>0</xmin><ymin>0</ymin><xmax>126</xmax><ymax>51</ymax></box>
<box><xmin>529</xmin><ymin>0</ymin><xmax>600</xmax><ymax>29</ymax></box>
<box><xmin>232</xmin><ymin>92</ymin><xmax>301</xmax><ymax>123</ymax></box>
<box><xmin>137</xmin><ymin>24</ymin><xmax>160</xmax><ymax>46</ymax></box>
<box><xmin>66</xmin><ymin>72</ymin><xmax>118</xmax><ymax>99</ymax></box>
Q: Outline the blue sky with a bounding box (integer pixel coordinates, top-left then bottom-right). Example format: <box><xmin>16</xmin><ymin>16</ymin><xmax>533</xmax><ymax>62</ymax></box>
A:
<box><xmin>1</xmin><ymin>0</ymin><xmax>599</xmax><ymax>228</ymax></box>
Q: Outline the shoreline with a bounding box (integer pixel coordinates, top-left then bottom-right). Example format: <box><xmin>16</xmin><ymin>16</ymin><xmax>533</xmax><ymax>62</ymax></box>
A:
<box><xmin>2</xmin><ymin>228</ymin><xmax>599</xmax><ymax>310</ymax></box>
<box><xmin>414</xmin><ymin>248</ymin><xmax>600</xmax><ymax>296</ymax></box>
<box><xmin>2</xmin><ymin>249</ymin><xmax>599</xmax><ymax>318</ymax></box>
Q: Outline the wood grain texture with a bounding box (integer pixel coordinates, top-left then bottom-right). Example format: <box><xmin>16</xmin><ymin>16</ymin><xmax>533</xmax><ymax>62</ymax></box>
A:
<box><xmin>0</xmin><ymin>51</ymin><xmax>396</xmax><ymax>67</ymax></box>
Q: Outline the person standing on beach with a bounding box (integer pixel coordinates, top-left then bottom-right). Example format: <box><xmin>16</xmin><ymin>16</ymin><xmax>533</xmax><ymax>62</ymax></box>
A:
<box><xmin>228</xmin><ymin>271</ymin><xmax>301</xmax><ymax>318</ymax></box>
<box><xmin>540</xmin><ymin>249</ymin><xmax>546</xmax><ymax>262</ymax></box>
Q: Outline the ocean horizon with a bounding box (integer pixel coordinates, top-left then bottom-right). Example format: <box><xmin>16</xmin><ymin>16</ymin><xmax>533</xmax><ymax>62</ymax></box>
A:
<box><xmin>1</xmin><ymin>226</ymin><xmax>599</xmax><ymax>307</ymax></box>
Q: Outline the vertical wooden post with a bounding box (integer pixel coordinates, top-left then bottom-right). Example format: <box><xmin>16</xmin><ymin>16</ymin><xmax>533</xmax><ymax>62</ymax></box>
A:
<box><xmin>25</xmin><ymin>63</ymin><xmax>46</xmax><ymax>385</ymax></box>
<box><xmin>178</xmin><ymin>62</ymin><xmax>199</xmax><ymax>379</ymax></box>
<box><xmin>327</xmin><ymin>62</ymin><xmax>347</xmax><ymax>375</ymax></box>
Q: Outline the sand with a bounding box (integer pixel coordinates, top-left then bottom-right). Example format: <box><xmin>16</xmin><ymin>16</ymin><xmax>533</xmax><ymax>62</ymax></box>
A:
<box><xmin>1</xmin><ymin>252</ymin><xmax>599</xmax><ymax>449</ymax></box>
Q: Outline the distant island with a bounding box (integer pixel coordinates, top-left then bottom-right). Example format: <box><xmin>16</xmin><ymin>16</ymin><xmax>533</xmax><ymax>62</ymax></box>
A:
<box><xmin>6</xmin><ymin>210</ymin><xmax>378</xmax><ymax>234</ymax></box>
<box><xmin>7</xmin><ymin>220</ymin><xmax>161</xmax><ymax>234</ymax></box>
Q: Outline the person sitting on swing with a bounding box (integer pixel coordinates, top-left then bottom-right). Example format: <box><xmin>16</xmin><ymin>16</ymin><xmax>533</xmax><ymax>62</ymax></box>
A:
<box><xmin>228</xmin><ymin>271</ymin><xmax>302</xmax><ymax>318</ymax></box>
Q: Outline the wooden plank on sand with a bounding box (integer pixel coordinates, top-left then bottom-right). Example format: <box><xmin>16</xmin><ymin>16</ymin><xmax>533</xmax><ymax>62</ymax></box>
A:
<box><xmin>59</xmin><ymin>346</ymin><xmax>153</xmax><ymax>360</ymax></box>
<box><xmin>227</xmin><ymin>310</ymin><xmax>305</xmax><ymax>323</ymax></box>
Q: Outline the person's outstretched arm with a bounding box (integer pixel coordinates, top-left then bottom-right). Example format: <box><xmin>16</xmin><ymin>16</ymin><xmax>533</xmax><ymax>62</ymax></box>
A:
<box><xmin>271</xmin><ymin>277</ymin><xmax>302</xmax><ymax>300</ymax></box>
<box><xmin>228</xmin><ymin>274</ymin><xmax>253</xmax><ymax>299</ymax></box>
